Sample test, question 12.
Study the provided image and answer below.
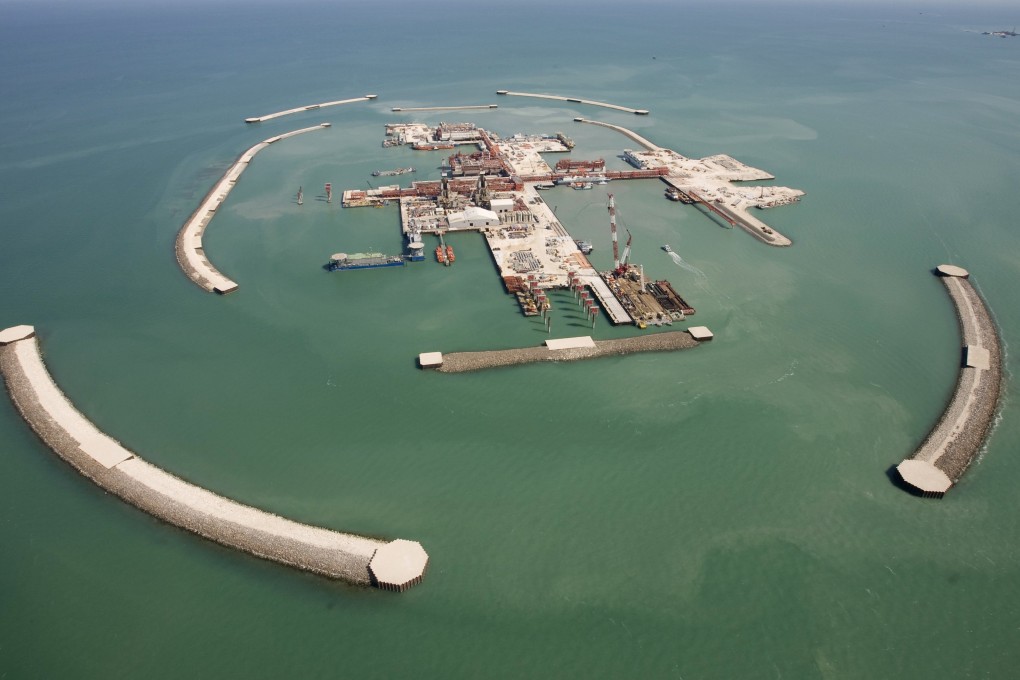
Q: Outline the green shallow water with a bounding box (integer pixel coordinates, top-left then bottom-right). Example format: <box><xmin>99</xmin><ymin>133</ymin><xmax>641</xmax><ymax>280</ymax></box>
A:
<box><xmin>2</xmin><ymin>1</ymin><xmax>1019</xmax><ymax>677</ymax></box>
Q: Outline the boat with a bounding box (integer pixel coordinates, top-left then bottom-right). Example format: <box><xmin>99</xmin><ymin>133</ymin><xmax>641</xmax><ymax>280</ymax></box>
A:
<box><xmin>327</xmin><ymin>252</ymin><xmax>405</xmax><ymax>271</ymax></box>
<box><xmin>413</xmin><ymin>142</ymin><xmax>455</xmax><ymax>151</ymax></box>
<box><xmin>572</xmin><ymin>182</ymin><xmax>593</xmax><ymax>190</ymax></box>
<box><xmin>574</xmin><ymin>240</ymin><xmax>593</xmax><ymax>254</ymax></box>
<box><xmin>665</xmin><ymin>187</ymin><xmax>681</xmax><ymax>201</ymax></box>
<box><xmin>435</xmin><ymin>246</ymin><xmax>447</xmax><ymax>264</ymax></box>
<box><xmin>372</xmin><ymin>167</ymin><xmax>415</xmax><ymax>177</ymax></box>
<box><xmin>445</xmin><ymin>245</ymin><xmax>455</xmax><ymax>263</ymax></box>
<box><xmin>556</xmin><ymin>174</ymin><xmax>608</xmax><ymax>185</ymax></box>
<box><xmin>534</xmin><ymin>182</ymin><xmax>556</xmax><ymax>190</ymax></box>
<box><xmin>662</xmin><ymin>244</ymin><xmax>673</xmax><ymax>253</ymax></box>
<box><xmin>297</xmin><ymin>186</ymin><xmax>303</xmax><ymax>205</ymax></box>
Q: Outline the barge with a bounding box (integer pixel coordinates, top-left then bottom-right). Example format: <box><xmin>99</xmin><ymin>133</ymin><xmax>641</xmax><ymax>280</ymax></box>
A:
<box><xmin>327</xmin><ymin>252</ymin><xmax>406</xmax><ymax>271</ymax></box>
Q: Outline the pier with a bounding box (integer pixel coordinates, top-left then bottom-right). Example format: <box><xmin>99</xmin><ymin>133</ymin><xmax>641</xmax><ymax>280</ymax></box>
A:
<box><xmin>175</xmin><ymin>123</ymin><xmax>331</xmax><ymax>294</ymax></box>
<box><xmin>497</xmin><ymin>90</ymin><xmax>649</xmax><ymax>115</ymax></box>
<box><xmin>430</xmin><ymin>330</ymin><xmax>707</xmax><ymax>373</ymax></box>
<box><xmin>245</xmin><ymin>95</ymin><xmax>376</xmax><ymax>123</ymax></box>
<box><xmin>0</xmin><ymin>326</ymin><xmax>427</xmax><ymax>590</ymax></box>
<box><xmin>895</xmin><ymin>266</ymin><xmax>1002</xmax><ymax>497</ymax></box>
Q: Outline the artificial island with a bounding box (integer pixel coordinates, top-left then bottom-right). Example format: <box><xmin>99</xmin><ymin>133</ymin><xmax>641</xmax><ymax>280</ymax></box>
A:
<box><xmin>1</xmin><ymin>90</ymin><xmax>1003</xmax><ymax>604</ymax></box>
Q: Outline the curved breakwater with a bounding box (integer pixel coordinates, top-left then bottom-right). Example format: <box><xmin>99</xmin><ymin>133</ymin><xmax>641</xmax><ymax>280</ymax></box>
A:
<box><xmin>245</xmin><ymin>95</ymin><xmax>376</xmax><ymax>123</ymax></box>
<box><xmin>574</xmin><ymin>117</ymin><xmax>660</xmax><ymax>151</ymax></box>
<box><xmin>0</xmin><ymin>326</ymin><xmax>428</xmax><ymax>590</ymax></box>
<box><xmin>896</xmin><ymin>266</ymin><xmax>1003</xmax><ymax>497</ymax></box>
<box><xmin>496</xmin><ymin>90</ymin><xmax>649</xmax><ymax>115</ymax></box>
<box><xmin>175</xmin><ymin>123</ymin><xmax>331</xmax><ymax>294</ymax></box>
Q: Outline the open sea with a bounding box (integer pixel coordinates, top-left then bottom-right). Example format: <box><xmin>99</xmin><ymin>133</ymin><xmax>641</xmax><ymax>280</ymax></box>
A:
<box><xmin>2</xmin><ymin>1</ymin><xmax>1019</xmax><ymax>677</ymax></box>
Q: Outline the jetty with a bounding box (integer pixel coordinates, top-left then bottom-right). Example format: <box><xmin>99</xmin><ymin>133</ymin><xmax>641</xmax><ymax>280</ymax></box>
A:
<box><xmin>244</xmin><ymin>95</ymin><xmax>376</xmax><ymax>123</ymax></box>
<box><xmin>420</xmin><ymin>330</ymin><xmax>708</xmax><ymax>373</ymax></box>
<box><xmin>895</xmin><ymin>266</ymin><xmax>1002</xmax><ymax>498</ymax></box>
<box><xmin>497</xmin><ymin>90</ymin><xmax>649</xmax><ymax>115</ymax></box>
<box><xmin>0</xmin><ymin>325</ymin><xmax>427</xmax><ymax>591</ymax></box>
<box><xmin>175</xmin><ymin>123</ymin><xmax>331</xmax><ymax>294</ymax></box>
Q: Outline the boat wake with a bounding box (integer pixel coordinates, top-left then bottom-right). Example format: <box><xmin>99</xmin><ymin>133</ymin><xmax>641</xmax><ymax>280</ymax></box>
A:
<box><xmin>668</xmin><ymin>250</ymin><xmax>706</xmax><ymax>278</ymax></box>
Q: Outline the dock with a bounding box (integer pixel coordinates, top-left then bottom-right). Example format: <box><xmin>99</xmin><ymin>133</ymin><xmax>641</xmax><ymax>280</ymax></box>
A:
<box><xmin>244</xmin><ymin>95</ymin><xmax>376</xmax><ymax>123</ymax></box>
<box><xmin>578</xmin><ymin>274</ymin><xmax>633</xmax><ymax>325</ymax></box>
<box><xmin>175</xmin><ymin>123</ymin><xmax>331</xmax><ymax>294</ymax></box>
<box><xmin>895</xmin><ymin>266</ymin><xmax>1003</xmax><ymax>498</ymax></box>
<box><xmin>0</xmin><ymin>325</ymin><xmax>427</xmax><ymax>590</ymax></box>
<box><xmin>497</xmin><ymin>90</ymin><xmax>649</xmax><ymax>115</ymax></box>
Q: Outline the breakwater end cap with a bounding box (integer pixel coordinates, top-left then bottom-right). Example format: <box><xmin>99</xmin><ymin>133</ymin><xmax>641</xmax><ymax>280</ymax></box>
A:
<box><xmin>0</xmin><ymin>325</ymin><xmax>35</xmax><ymax>345</ymax></box>
<box><xmin>370</xmin><ymin>539</ymin><xmax>429</xmax><ymax>592</ymax></box>
<box><xmin>936</xmin><ymin>264</ymin><xmax>969</xmax><ymax>278</ymax></box>
<box><xmin>688</xmin><ymin>326</ymin><xmax>714</xmax><ymax>341</ymax></box>
<box><xmin>896</xmin><ymin>460</ymin><xmax>952</xmax><ymax>494</ymax></box>
<box><xmin>419</xmin><ymin>352</ymin><xmax>443</xmax><ymax>369</ymax></box>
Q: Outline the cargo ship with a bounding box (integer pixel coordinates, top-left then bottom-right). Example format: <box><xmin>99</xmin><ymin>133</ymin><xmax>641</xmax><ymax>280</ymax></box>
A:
<box><xmin>372</xmin><ymin>167</ymin><xmax>415</xmax><ymax>177</ymax></box>
<box><xmin>327</xmin><ymin>252</ymin><xmax>405</xmax><ymax>271</ymax></box>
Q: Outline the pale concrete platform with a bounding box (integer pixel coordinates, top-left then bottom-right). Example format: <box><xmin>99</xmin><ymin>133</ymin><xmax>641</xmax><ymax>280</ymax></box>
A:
<box><xmin>688</xmin><ymin>326</ymin><xmax>714</xmax><ymax>341</ymax></box>
<box><xmin>546</xmin><ymin>336</ymin><xmax>595</xmax><ymax>350</ymax></box>
<box><xmin>419</xmin><ymin>352</ymin><xmax>443</xmax><ymax>369</ymax></box>
<box><xmin>369</xmin><ymin>540</ymin><xmax>429</xmax><ymax>592</ymax></box>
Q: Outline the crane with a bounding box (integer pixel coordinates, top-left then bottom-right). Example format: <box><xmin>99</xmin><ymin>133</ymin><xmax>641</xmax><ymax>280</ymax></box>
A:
<box><xmin>620</xmin><ymin>230</ymin><xmax>633</xmax><ymax>268</ymax></box>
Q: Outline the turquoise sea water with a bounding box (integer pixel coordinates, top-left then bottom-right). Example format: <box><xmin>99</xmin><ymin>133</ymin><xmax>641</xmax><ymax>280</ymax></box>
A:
<box><xmin>2</xmin><ymin>1</ymin><xmax>1020</xmax><ymax>677</ymax></box>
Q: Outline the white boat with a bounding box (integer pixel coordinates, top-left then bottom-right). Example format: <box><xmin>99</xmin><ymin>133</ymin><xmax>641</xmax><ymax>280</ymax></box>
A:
<box><xmin>662</xmin><ymin>244</ymin><xmax>672</xmax><ymax>253</ymax></box>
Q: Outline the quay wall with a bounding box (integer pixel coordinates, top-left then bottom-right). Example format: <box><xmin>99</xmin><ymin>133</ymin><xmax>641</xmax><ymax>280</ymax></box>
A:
<box><xmin>0</xmin><ymin>328</ymin><xmax>426</xmax><ymax>588</ymax></box>
<box><xmin>437</xmin><ymin>331</ymin><xmax>701</xmax><ymax>373</ymax></box>
<box><xmin>175</xmin><ymin>123</ymin><xmax>330</xmax><ymax>294</ymax></box>
<box><xmin>897</xmin><ymin>268</ymin><xmax>1002</xmax><ymax>495</ymax></box>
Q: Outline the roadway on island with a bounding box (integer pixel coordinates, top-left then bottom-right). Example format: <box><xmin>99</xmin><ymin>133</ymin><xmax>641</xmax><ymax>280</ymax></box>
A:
<box><xmin>175</xmin><ymin>123</ymin><xmax>331</xmax><ymax>294</ymax></box>
<box><xmin>895</xmin><ymin>266</ymin><xmax>1002</xmax><ymax>497</ymax></box>
<box><xmin>0</xmin><ymin>325</ymin><xmax>428</xmax><ymax>590</ymax></box>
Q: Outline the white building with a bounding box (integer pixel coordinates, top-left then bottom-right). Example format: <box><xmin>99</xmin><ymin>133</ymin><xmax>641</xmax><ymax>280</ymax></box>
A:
<box><xmin>446</xmin><ymin>206</ymin><xmax>500</xmax><ymax>230</ymax></box>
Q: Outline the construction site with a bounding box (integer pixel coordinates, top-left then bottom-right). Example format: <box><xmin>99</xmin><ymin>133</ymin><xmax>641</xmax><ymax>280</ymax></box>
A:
<box><xmin>338</xmin><ymin>118</ymin><xmax>802</xmax><ymax>327</ymax></box>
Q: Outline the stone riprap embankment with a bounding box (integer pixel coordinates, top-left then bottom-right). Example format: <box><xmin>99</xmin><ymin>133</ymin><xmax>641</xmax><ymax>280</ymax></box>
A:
<box><xmin>175</xmin><ymin>123</ymin><xmax>331</xmax><ymax>294</ymax></box>
<box><xmin>896</xmin><ymin>266</ymin><xmax>1003</xmax><ymax>497</ymax></box>
<box><xmin>0</xmin><ymin>326</ymin><xmax>427</xmax><ymax>590</ymax></box>
<box><xmin>436</xmin><ymin>330</ymin><xmax>702</xmax><ymax>373</ymax></box>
